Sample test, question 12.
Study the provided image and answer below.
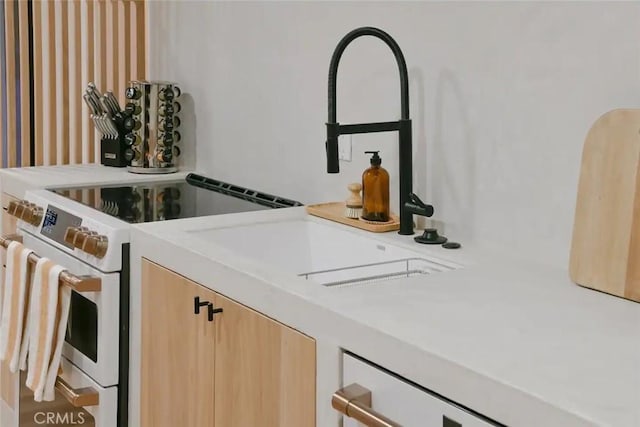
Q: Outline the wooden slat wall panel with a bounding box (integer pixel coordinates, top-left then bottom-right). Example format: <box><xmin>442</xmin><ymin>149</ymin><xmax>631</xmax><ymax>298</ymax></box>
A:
<box><xmin>0</xmin><ymin>1</ymin><xmax>5</xmax><ymax>169</ymax></box>
<box><xmin>41</xmin><ymin>0</ymin><xmax>55</xmax><ymax>165</ymax></box>
<box><xmin>80</xmin><ymin>0</ymin><xmax>94</xmax><ymax>165</ymax></box>
<box><xmin>68</xmin><ymin>2</ymin><xmax>81</xmax><ymax>164</ymax></box>
<box><xmin>118</xmin><ymin>0</ymin><xmax>131</xmax><ymax>101</ymax></box>
<box><xmin>132</xmin><ymin>0</ymin><xmax>145</xmax><ymax>80</ymax></box>
<box><xmin>17</xmin><ymin>1</ymin><xmax>30</xmax><ymax>167</ymax></box>
<box><xmin>54</xmin><ymin>1</ymin><xmax>69</xmax><ymax>165</ymax></box>
<box><xmin>1</xmin><ymin>0</ymin><xmax>147</xmax><ymax>168</ymax></box>
<box><xmin>4</xmin><ymin>0</ymin><xmax>17</xmax><ymax>168</ymax></box>
<box><xmin>93</xmin><ymin>0</ymin><xmax>106</xmax><ymax>164</ymax></box>
<box><xmin>32</xmin><ymin>1</ymin><xmax>42</xmax><ymax>166</ymax></box>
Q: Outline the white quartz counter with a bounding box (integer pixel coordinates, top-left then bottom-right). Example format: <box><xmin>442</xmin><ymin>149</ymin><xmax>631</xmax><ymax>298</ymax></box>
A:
<box><xmin>130</xmin><ymin>207</ymin><xmax>640</xmax><ymax>427</ymax></box>
<box><xmin>0</xmin><ymin>164</ymin><xmax>192</xmax><ymax>197</ymax></box>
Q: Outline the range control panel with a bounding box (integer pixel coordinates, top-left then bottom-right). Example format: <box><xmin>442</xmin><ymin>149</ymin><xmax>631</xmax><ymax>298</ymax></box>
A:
<box><xmin>40</xmin><ymin>205</ymin><xmax>82</xmax><ymax>249</ymax></box>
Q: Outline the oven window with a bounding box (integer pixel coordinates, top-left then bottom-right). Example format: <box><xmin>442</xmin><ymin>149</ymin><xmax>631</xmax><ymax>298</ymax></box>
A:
<box><xmin>65</xmin><ymin>292</ymin><xmax>98</xmax><ymax>362</ymax></box>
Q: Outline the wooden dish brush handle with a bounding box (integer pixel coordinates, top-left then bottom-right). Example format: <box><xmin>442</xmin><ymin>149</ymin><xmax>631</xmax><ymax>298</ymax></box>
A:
<box><xmin>346</xmin><ymin>183</ymin><xmax>363</xmax><ymax>208</ymax></box>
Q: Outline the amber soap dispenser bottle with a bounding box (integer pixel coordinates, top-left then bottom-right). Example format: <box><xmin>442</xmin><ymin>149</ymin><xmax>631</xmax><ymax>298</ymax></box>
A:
<box><xmin>361</xmin><ymin>151</ymin><xmax>390</xmax><ymax>222</ymax></box>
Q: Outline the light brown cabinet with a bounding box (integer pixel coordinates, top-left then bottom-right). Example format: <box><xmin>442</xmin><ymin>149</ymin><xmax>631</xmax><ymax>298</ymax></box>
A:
<box><xmin>141</xmin><ymin>259</ymin><xmax>316</xmax><ymax>427</ymax></box>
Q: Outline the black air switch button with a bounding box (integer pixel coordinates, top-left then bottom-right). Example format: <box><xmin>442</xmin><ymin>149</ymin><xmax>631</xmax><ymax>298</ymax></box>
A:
<box><xmin>443</xmin><ymin>416</ymin><xmax>462</xmax><ymax>427</ymax></box>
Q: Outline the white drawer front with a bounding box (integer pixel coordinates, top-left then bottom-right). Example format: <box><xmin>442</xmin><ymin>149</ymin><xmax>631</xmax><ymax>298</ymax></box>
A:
<box><xmin>343</xmin><ymin>354</ymin><xmax>497</xmax><ymax>427</ymax></box>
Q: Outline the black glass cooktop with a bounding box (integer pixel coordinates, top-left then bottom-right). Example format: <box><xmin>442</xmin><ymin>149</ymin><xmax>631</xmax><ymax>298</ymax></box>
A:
<box><xmin>52</xmin><ymin>173</ymin><xmax>303</xmax><ymax>224</ymax></box>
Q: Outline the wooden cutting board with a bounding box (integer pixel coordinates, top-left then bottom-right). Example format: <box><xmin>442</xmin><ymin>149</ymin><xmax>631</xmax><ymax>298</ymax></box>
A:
<box><xmin>570</xmin><ymin>109</ymin><xmax>640</xmax><ymax>302</ymax></box>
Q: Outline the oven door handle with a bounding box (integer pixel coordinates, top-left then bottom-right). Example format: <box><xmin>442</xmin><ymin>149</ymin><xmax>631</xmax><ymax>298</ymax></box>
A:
<box><xmin>55</xmin><ymin>377</ymin><xmax>100</xmax><ymax>407</ymax></box>
<box><xmin>332</xmin><ymin>383</ymin><xmax>402</xmax><ymax>427</ymax></box>
<box><xmin>0</xmin><ymin>234</ymin><xmax>102</xmax><ymax>292</ymax></box>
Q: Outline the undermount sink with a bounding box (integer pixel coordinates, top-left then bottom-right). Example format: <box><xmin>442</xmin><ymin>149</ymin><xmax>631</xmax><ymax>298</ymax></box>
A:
<box><xmin>187</xmin><ymin>219</ymin><xmax>461</xmax><ymax>287</ymax></box>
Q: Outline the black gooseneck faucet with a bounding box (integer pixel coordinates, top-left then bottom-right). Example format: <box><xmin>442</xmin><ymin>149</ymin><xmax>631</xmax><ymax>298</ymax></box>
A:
<box><xmin>325</xmin><ymin>26</ymin><xmax>434</xmax><ymax>235</ymax></box>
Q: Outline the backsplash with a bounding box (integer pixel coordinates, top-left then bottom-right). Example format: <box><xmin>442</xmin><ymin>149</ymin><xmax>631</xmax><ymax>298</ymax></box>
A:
<box><xmin>147</xmin><ymin>1</ymin><xmax>640</xmax><ymax>268</ymax></box>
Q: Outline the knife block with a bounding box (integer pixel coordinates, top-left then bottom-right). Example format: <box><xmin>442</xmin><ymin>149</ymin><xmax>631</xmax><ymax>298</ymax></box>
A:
<box><xmin>101</xmin><ymin>133</ymin><xmax>128</xmax><ymax>167</ymax></box>
<box><xmin>570</xmin><ymin>109</ymin><xmax>640</xmax><ymax>302</ymax></box>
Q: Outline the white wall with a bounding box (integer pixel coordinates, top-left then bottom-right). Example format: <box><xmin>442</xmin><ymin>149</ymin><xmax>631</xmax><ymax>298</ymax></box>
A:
<box><xmin>148</xmin><ymin>1</ymin><xmax>640</xmax><ymax>268</ymax></box>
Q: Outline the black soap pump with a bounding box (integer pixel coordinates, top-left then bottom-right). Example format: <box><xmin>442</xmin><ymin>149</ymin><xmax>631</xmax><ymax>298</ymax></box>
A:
<box><xmin>361</xmin><ymin>151</ymin><xmax>390</xmax><ymax>222</ymax></box>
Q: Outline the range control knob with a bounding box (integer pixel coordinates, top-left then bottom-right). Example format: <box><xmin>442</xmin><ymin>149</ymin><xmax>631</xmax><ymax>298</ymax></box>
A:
<box><xmin>69</xmin><ymin>227</ymin><xmax>94</xmax><ymax>249</ymax></box>
<box><xmin>82</xmin><ymin>234</ymin><xmax>109</xmax><ymax>259</ymax></box>
<box><xmin>64</xmin><ymin>226</ymin><xmax>89</xmax><ymax>246</ymax></box>
<box><xmin>8</xmin><ymin>200</ymin><xmax>44</xmax><ymax>226</ymax></box>
<box><xmin>64</xmin><ymin>226</ymin><xmax>81</xmax><ymax>246</ymax></box>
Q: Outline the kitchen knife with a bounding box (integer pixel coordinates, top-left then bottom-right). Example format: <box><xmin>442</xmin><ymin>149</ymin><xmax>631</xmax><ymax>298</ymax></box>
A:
<box><xmin>86</xmin><ymin>85</ymin><xmax>105</xmax><ymax>115</ymax></box>
<box><xmin>105</xmin><ymin>92</ymin><xmax>122</xmax><ymax>115</ymax></box>
<box><xmin>100</xmin><ymin>95</ymin><xmax>117</xmax><ymax>118</ymax></box>
<box><xmin>83</xmin><ymin>93</ymin><xmax>100</xmax><ymax>116</ymax></box>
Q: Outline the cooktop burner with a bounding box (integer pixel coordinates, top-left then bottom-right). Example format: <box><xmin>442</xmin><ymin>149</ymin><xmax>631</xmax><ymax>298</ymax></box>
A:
<box><xmin>52</xmin><ymin>173</ymin><xmax>303</xmax><ymax>224</ymax></box>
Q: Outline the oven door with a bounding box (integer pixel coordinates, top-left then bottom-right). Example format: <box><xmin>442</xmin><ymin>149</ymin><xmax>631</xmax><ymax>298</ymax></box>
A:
<box><xmin>21</xmin><ymin>231</ymin><xmax>120</xmax><ymax>388</ymax></box>
<box><xmin>18</xmin><ymin>357</ymin><xmax>117</xmax><ymax>427</ymax></box>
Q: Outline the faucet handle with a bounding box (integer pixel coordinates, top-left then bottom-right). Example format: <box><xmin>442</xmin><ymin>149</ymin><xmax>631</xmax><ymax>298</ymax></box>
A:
<box><xmin>405</xmin><ymin>193</ymin><xmax>434</xmax><ymax>218</ymax></box>
<box><xmin>409</xmin><ymin>193</ymin><xmax>427</xmax><ymax>208</ymax></box>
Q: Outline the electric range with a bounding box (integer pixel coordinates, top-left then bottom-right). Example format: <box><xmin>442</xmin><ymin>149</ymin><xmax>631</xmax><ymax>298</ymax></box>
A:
<box><xmin>4</xmin><ymin>173</ymin><xmax>301</xmax><ymax>427</ymax></box>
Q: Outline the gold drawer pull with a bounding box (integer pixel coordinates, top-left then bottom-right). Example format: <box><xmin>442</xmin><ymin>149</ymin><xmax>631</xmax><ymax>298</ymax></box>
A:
<box><xmin>55</xmin><ymin>377</ymin><xmax>99</xmax><ymax>407</ymax></box>
<box><xmin>332</xmin><ymin>383</ymin><xmax>401</xmax><ymax>427</ymax></box>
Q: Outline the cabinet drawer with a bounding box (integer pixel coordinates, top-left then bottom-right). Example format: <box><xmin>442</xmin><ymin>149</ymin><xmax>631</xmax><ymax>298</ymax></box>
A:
<box><xmin>340</xmin><ymin>353</ymin><xmax>498</xmax><ymax>427</ymax></box>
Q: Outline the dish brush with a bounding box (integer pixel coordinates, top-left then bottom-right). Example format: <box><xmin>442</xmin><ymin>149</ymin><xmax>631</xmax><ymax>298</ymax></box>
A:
<box><xmin>345</xmin><ymin>183</ymin><xmax>363</xmax><ymax>219</ymax></box>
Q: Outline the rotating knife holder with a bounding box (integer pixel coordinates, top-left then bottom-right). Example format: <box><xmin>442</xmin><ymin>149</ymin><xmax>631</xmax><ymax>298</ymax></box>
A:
<box><xmin>124</xmin><ymin>80</ymin><xmax>182</xmax><ymax>174</ymax></box>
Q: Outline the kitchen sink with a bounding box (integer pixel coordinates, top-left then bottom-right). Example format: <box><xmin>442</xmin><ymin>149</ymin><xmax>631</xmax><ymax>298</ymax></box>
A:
<box><xmin>187</xmin><ymin>219</ymin><xmax>461</xmax><ymax>287</ymax></box>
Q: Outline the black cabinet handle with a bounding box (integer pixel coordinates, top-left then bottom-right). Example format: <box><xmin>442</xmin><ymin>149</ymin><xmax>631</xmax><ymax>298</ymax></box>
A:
<box><xmin>194</xmin><ymin>297</ymin><xmax>223</xmax><ymax>321</ymax></box>
<box><xmin>207</xmin><ymin>305</ymin><xmax>223</xmax><ymax>321</ymax></box>
<box><xmin>194</xmin><ymin>296</ymin><xmax>209</xmax><ymax>314</ymax></box>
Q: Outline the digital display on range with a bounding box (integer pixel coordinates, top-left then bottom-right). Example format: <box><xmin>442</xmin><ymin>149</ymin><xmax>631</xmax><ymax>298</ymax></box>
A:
<box><xmin>40</xmin><ymin>205</ymin><xmax>82</xmax><ymax>248</ymax></box>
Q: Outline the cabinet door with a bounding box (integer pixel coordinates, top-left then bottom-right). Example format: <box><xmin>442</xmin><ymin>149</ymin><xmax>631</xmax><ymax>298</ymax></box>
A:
<box><xmin>214</xmin><ymin>294</ymin><xmax>316</xmax><ymax>427</ymax></box>
<box><xmin>141</xmin><ymin>259</ymin><xmax>217</xmax><ymax>427</ymax></box>
<box><xmin>342</xmin><ymin>354</ymin><xmax>497</xmax><ymax>427</ymax></box>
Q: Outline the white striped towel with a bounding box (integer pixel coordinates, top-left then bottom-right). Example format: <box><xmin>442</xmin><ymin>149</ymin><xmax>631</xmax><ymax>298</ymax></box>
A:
<box><xmin>25</xmin><ymin>257</ymin><xmax>65</xmax><ymax>402</ymax></box>
<box><xmin>0</xmin><ymin>241</ymin><xmax>34</xmax><ymax>373</ymax></box>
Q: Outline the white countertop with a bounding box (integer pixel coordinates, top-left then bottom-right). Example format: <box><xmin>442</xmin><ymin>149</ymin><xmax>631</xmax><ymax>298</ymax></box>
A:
<box><xmin>130</xmin><ymin>207</ymin><xmax>640</xmax><ymax>427</ymax></box>
<box><xmin>0</xmin><ymin>164</ymin><xmax>192</xmax><ymax>197</ymax></box>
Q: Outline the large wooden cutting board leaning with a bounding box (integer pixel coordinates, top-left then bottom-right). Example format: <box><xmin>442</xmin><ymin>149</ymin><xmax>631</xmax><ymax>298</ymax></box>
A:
<box><xmin>570</xmin><ymin>109</ymin><xmax>640</xmax><ymax>302</ymax></box>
